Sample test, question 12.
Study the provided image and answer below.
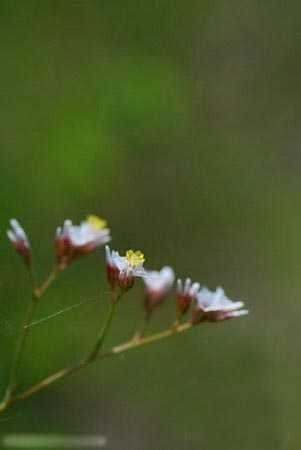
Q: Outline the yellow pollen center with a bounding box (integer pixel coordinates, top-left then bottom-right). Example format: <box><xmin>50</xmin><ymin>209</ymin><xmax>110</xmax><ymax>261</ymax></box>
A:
<box><xmin>87</xmin><ymin>215</ymin><xmax>107</xmax><ymax>230</ymax></box>
<box><xmin>126</xmin><ymin>250</ymin><xmax>145</xmax><ymax>267</ymax></box>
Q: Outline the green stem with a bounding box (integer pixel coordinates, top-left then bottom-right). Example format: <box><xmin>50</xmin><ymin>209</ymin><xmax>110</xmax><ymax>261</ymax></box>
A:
<box><xmin>133</xmin><ymin>310</ymin><xmax>151</xmax><ymax>340</ymax></box>
<box><xmin>14</xmin><ymin>359</ymin><xmax>87</xmax><ymax>402</ymax></box>
<box><xmin>112</xmin><ymin>321</ymin><xmax>191</xmax><ymax>355</ymax></box>
<box><xmin>34</xmin><ymin>265</ymin><xmax>60</xmax><ymax>297</ymax></box>
<box><xmin>6</xmin><ymin>321</ymin><xmax>193</xmax><ymax>407</ymax></box>
<box><xmin>4</xmin><ymin>296</ymin><xmax>38</xmax><ymax>400</ymax></box>
<box><xmin>1</xmin><ymin>265</ymin><xmax>60</xmax><ymax>406</ymax></box>
<box><xmin>85</xmin><ymin>291</ymin><xmax>119</xmax><ymax>363</ymax></box>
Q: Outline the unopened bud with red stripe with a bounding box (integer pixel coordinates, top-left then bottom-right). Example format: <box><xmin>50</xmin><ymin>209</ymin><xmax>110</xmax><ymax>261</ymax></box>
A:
<box><xmin>7</xmin><ymin>219</ymin><xmax>32</xmax><ymax>266</ymax></box>
<box><xmin>176</xmin><ymin>278</ymin><xmax>200</xmax><ymax>316</ymax></box>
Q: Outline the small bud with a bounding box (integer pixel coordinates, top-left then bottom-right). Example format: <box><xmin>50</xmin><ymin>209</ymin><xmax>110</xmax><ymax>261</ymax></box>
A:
<box><xmin>55</xmin><ymin>215</ymin><xmax>111</xmax><ymax>268</ymax></box>
<box><xmin>192</xmin><ymin>287</ymin><xmax>248</xmax><ymax>324</ymax></box>
<box><xmin>176</xmin><ymin>278</ymin><xmax>200</xmax><ymax>316</ymax></box>
<box><xmin>143</xmin><ymin>266</ymin><xmax>175</xmax><ymax>313</ymax></box>
<box><xmin>7</xmin><ymin>219</ymin><xmax>32</xmax><ymax>266</ymax></box>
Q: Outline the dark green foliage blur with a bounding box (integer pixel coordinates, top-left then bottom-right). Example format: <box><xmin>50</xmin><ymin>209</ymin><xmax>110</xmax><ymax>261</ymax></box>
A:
<box><xmin>0</xmin><ymin>1</ymin><xmax>300</xmax><ymax>449</ymax></box>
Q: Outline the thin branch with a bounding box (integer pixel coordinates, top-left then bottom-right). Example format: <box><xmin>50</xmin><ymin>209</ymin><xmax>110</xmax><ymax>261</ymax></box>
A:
<box><xmin>4</xmin><ymin>296</ymin><xmax>39</xmax><ymax>401</ymax></box>
<box><xmin>34</xmin><ymin>265</ymin><xmax>61</xmax><ymax>298</ymax></box>
<box><xmin>1</xmin><ymin>264</ymin><xmax>61</xmax><ymax>407</ymax></box>
<box><xmin>132</xmin><ymin>310</ymin><xmax>151</xmax><ymax>340</ymax></box>
<box><xmin>85</xmin><ymin>300</ymin><xmax>116</xmax><ymax>363</ymax></box>
<box><xmin>14</xmin><ymin>359</ymin><xmax>87</xmax><ymax>402</ymax></box>
<box><xmin>6</xmin><ymin>321</ymin><xmax>193</xmax><ymax>408</ymax></box>
<box><xmin>112</xmin><ymin>322</ymin><xmax>191</xmax><ymax>354</ymax></box>
<box><xmin>25</xmin><ymin>298</ymin><xmax>99</xmax><ymax>329</ymax></box>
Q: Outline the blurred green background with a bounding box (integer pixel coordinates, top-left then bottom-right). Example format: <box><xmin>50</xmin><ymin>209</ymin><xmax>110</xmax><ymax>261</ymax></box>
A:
<box><xmin>0</xmin><ymin>1</ymin><xmax>300</xmax><ymax>449</ymax></box>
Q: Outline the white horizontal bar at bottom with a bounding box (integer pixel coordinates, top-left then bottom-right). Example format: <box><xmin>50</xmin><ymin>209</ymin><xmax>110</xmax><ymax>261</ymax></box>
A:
<box><xmin>1</xmin><ymin>434</ymin><xmax>107</xmax><ymax>448</ymax></box>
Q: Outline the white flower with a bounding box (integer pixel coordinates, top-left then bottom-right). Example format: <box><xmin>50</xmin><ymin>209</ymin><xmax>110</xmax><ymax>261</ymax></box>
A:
<box><xmin>196</xmin><ymin>287</ymin><xmax>244</xmax><ymax>312</ymax></box>
<box><xmin>193</xmin><ymin>287</ymin><xmax>248</xmax><ymax>323</ymax></box>
<box><xmin>55</xmin><ymin>215</ymin><xmax>111</xmax><ymax>267</ymax></box>
<box><xmin>105</xmin><ymin>246</ymin><xmax>146</xmax><ymax>289</ymax></box>
<box><xmin>7</xmin><ymin>219</ymin><xmax>31</xmax><ymax>265</ymax></box>
<box><xmin>143</xmin><ymin>266</ymin><xmax>175</xmax><ymax>311</ymax></box>
<box><xmin>144</xmin><ymin>266</ymin><xmax>175</xmax><ymax>293</ymax></box>
<box><xmin>176</xmin><ymin>278</ymin><xmax>200</xmax><ymax>315</ymax></box>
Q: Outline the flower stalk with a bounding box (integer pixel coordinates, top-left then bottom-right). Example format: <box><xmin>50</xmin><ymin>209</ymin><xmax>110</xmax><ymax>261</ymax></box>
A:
<box><xmin>34</xmin><ymin>265</ymin><xmax>61</xmax><ymax>298</ymax></box>
<box><xmin>85</xmin><ymin>290</ymin><xmax>121</xmax><ymax>363</ymax></box>
<box><xmin>1</xmin><ymin>264</ymin><xmax>61</xmax><ymax>411</ymax></box>
<box><xmin>0</xmin><ymin>215</ymin><xmax>248</xmax><ymax>416</ymax></box>
<box><xmin>0</xmin><ymin>320</ymin><xmax>193</xmax><ymax>411</ymax></box>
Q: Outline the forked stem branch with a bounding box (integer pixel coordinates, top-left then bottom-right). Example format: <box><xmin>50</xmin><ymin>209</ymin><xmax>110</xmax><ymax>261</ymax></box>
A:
<box><xmin>1</xmin><ymin>321</ymin><xmax>193</xmax><ymax>411</ymax></box>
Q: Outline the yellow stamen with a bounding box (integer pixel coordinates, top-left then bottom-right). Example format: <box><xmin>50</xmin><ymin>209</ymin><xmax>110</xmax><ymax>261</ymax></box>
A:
<box><xmin>87</xmin><ymin>215</ymin><xmax>107</xmax><ymax>230</ymax></box>
<box><xmin>126</xmin><ymin>250</ymin><xmax>145</xmax><ymax>267</ymax></box>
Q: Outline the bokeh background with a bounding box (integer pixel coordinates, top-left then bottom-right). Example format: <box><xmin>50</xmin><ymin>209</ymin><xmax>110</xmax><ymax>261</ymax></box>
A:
<box><xmin>0</xmin><ymin>1</ymin><xmax>300</xmax><ymax>449</ymax></box>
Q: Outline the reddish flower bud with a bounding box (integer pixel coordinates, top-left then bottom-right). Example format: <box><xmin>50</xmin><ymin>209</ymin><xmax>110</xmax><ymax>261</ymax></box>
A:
<box><xmin>7</xmin><ymin>219</ymin><xmax>32</xmax><ymax>266</ymax></box>
<box><xmin>143</xmin><ymin>266</ymin><xmax>175</xmax><ymax>313</ymax></box>
<box><xmin>176</xmin><ymin>278</ymin><xmax>200</xmax><ymax>316</ymax></box>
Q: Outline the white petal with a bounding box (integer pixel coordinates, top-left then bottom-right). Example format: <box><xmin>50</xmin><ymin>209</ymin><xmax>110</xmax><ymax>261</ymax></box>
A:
<box><xmin>184</xmin><ymin>278</ymin><xmax>191</xmax><ymax>293</ymax></box>
<box><xmin>7</xmin><ymin>230</ymin><xmax>17</xmax><ymax>243</ymax></box>
<box><xmin>228</xmin><ymin>309</ymin><xmax>249</xmax><ymax>317</ymax></box>
<box><xmin>177</xmin><ymin>279</ymin><xmax>183</xmax><ymax>292</ymax></box>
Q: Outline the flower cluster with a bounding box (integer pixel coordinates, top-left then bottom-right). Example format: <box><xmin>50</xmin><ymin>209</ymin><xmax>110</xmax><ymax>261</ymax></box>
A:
<box><xmin>103</xmin><ymin>243</ymin><xmax>248</xmax><ymax>323</ymax></box>
<box><xmin>2</xmin><ymin>213</ymin><xmax>249</xmax><ymax>414</ymax></box>
<box><xmin>7</xmin><ymin>216</ymin><xmax>248</xmax><ymax>325</ymax></box>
